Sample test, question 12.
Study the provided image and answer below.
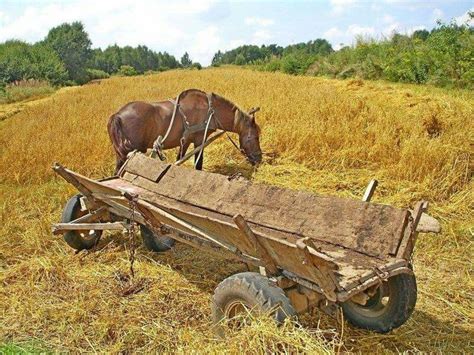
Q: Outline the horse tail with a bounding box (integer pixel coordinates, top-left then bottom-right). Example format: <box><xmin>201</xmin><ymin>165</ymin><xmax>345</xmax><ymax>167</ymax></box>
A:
<box><xmin>107</xmin><ymin>113</ymin><xmax>133</xmax><ymax>162</ymax></box>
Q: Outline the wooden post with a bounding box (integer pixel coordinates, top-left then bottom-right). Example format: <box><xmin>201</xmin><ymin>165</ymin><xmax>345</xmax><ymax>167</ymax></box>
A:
<box><xmin>174</xmin><ymin>131</ymin><xmax>225</xmax><ymax>166</ymax></box>
<box><xmin>295</xmin><ymin>237</ymin><xmax>338</xmax><ymax>302</ymax></box>
<box><xmin>52</xmin><ymin>222</ymin><xmax>128</xmax><ymax>235</ymax></box>
<box><xmin>233</xmin><ymin>214</ymin><xmax>279</xmax><ymax>275</ymax></box>
<box><xmin>397</xmin><ymin>200</ymin><xmax>428</xmax><ymax>259</ymax></box>
<box><xmin>362</xmin><ymin>179</ymin><xmax>378</xmax><ymax>202</ymax></box>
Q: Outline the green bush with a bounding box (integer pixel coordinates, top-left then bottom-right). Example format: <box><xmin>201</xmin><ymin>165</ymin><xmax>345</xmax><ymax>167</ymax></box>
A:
<box><xmin>118</xmin><ymin>65</ymin><xmax>138</xmax><ymax>76</ymax></box>
<box><xmin>234</xmin><ymin>54</ymin><xmax>246</xmax><ymax>65</ymax></box>
<box><xmin>281</xmin><ymin>52</ymin><xmax>315</xmax><ymax>75</ymax></box>
<box><xmin>264</xmin><ymin>58</ymin><xmax>281</xmax><ymax>72</ymax></box>
<box><xmin>191</xmin><ymin>62</ymin><xmax>202</xmax><ymax>70</ymax></box>
<box><xmin>0</xmin><ymin>81</ymin><xmax>55</xmax><ymax>104</ymax></box>
<box><xmin>309</xmin><ymin>20</ymin><xmax>473</xmax><ymax>88</ymax></box>
<box><xmin>86</xmin><ymin>68</ymin><xmax>110</xmax><ymax>80</ymax></box>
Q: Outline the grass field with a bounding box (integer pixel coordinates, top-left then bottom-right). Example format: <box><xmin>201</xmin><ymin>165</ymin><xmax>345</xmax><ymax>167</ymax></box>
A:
<box><xmin>0</xmin><ymin>67</ymin><xmax>472</xmax><ymax>353</ymax></box>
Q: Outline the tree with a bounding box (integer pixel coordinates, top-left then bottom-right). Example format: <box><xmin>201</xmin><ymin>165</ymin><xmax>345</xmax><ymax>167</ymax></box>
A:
<box><xmin>234</xmin><ymin>53</ymin><xmax>246</xmax><ymax>65</ymax></box>
<box><xmin>43</xmin><ymin>21</ymin><xmax>92</xmax><ymax>84</ymax></box>
<box><xmin>0</xmin><ymin>40</ymin><xmax>67</xmax><ymax>85</ymax></box>
<box><xmin>212</xmin><ymin>50</ymin><xmax>223</xmax><ymax>66</ymax></box>
<box><xmin>412</xmin><ymin>29</ymin><xmax>430</xmax><ymax>41</ymax></box>
<box><xmin>180</xmin><ymin>52</ymin><xmax>192</xmax><ymax>67</ymax></box>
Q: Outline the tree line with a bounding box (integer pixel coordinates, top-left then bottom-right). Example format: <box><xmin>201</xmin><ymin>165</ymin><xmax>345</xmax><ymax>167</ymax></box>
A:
<box><xmin>211</xmin><ymin>17</ymin><xmax>473</xmax><ymax>88</ymax></box>
<box><xmin>211</xmin><ymin>39</ymin><xmax>334</xmax><ymax>75</ymax></box>
<box><xmin>1</xmin><ymin>16</ymin><xmax>471</xmax><ymax>90</ymax></box>
<box><xmin>0</xmin><ymin>22</ymin><xmax>199</xmax><ymax>87</ymax></box>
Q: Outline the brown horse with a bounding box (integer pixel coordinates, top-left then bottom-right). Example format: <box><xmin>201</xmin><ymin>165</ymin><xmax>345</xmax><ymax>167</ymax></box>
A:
<box><xmin>107</xmin><ymin>89</ymin><xmax>262</xmax><ymax>173</ymax></box>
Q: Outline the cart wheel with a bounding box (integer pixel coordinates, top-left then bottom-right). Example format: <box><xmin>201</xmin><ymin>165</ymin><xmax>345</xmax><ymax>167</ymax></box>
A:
<box><xmin>211</xmin><ymin>272</ymin><xmax>296</xmax><ymax>332</ymax></box>
<box><xmin>341</xmin><ymin>273</ymin><xmax>417</xmax><ymax>333</ymax></box>
<box><xmin>61</xmin><ymin>194</ymin><xmax>102</xmax><ymax>251</ymax></box>
<box><xmin>140</xmin><ymin>225</ymin><xmax>175</xmax><ymax>252</ymax></box>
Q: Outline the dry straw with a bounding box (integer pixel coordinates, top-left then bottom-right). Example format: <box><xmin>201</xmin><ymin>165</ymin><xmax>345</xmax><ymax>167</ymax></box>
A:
<box><xmin>0</xmin><ymin>67</ymin><xmax>472</xmax><ymax>352</ymax></box>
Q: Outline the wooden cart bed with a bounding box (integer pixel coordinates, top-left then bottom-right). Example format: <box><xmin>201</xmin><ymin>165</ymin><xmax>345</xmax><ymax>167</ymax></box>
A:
<box><xmin>55</xmin><ymin>152</ymin><xmax>423</xmax><ymax>302</ymax></box>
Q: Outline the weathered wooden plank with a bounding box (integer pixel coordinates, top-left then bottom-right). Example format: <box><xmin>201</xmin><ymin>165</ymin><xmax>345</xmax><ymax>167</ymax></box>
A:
<box><xmin>102</xmin><ymin>176</ymin><xmax>398</xmax><ymax>289</ymax></box>
<box><xmin>396</xmin><ymin>201</ymin><xmax>426</xmax><ymax>259</ymax></box>
<box><xmin>52</xmin><ymin>222</ymin><xmax>127</xmax><ymax>234</ymax></box>
<box><xmin>125</xmin><ymin>155</ymin><xmax>171</xmax><ymax>182</ymax></box>
<box><xmin>120</xmin><ymin>154</ymin><xmax>408</xmax><ymax>258</ymax></box>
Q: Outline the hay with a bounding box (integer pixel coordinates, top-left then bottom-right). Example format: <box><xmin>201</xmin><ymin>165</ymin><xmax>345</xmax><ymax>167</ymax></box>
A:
<box><xmin>0</xmin><ymin>68</ymin><xmax>472</xmax><ymax>352</ymax></box>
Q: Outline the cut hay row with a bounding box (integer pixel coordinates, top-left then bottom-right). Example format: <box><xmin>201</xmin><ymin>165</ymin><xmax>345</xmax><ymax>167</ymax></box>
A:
<box><xmin>0</xmin><ymin>67</ymin><xmax>472</xmax><ymax>353</ymax></box>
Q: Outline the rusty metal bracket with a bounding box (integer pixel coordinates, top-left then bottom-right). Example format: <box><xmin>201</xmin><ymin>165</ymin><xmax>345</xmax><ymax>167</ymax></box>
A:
<box><xmin>373</xmin><ymin>266</ymin><xmax>389</xmax><ymax>280</ymax></box>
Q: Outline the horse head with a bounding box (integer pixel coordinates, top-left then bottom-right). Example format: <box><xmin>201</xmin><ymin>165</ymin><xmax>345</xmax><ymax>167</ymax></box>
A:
<box><xmin>234</xmin><ymin>108</ymin><xmax>262</xmax><ymax>165</ymax></box>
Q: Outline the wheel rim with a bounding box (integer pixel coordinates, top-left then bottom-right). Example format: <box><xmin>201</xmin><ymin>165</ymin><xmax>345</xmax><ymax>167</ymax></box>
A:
<box><xmin>347</xmin><ymin>282</ymin><xmax>392</xmax><ymax>318</ymax></box>
<box><xmin>224</xmin><ymin>299</ymin><xmax>251</xmax><ymax>328</ymax></box>
<box><xmin>75</xmin><ymin>208</ymin><xmax>100</xmax><ymax>242</ymax></box>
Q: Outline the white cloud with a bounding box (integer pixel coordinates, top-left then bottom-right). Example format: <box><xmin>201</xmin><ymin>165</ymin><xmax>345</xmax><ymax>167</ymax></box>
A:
<box><xmin>382</xmin><ymin>14</ymin><xmax>395</xmax><ymax>24</ymax></box>
<box><xmin>324</xmin><ymin>27</ymin><xmax>343</xmax><ymax>39</ymax></box>
<box><xmin>383</xmin><ymin>22</ymin><xmax>401</xmax><ymax>36</ymax></box>
<box><xmin>455</xmin><ymin>8</ymin><xmax>473</xmax><ymax>26</ymax></box>
<box><xmin>432</xmin><ymin>8</ymin><xmax>444</xmax><ymax>21</ymax></box>
<box><xmin>252</xmin><ymin>30</ymin><xmax>272</xmax><ymax>43</ymax></box>
<box><xmin>244</xmin><ymin>17</ymin><xmax>274</xmax><ymax>27</ymax></box>
<box><xmin>243</xmin><ymin>16</ymin><xmax>274</xmax><ymax>44</ymax></box>
<box><xmin>189</xmin><ymin>26</ymin><xmax>221</xmax><ymax>65</ymax></box>
<box><xmin>0</xmin><ymin>11</ymin><xmax>8</xmax><ymax>26</ymax></box>
<box><xmin>0</xmin><ymin>0</ymin><xmax>219</xmax><ymax>64</ymax></box>
<box><xmin>228</xmin><ymin>39</ymin><xmax>246</xmax><ymax>48</ymax></box>
<box><xmin>347</xmin><ymin>24</ymin><xmax>375</xmax><ymax>37</ymax></box>
<box><xmin>330</xmin><ymin>0</ymin><xmax>358</xmax><ymax>14</ymax></box>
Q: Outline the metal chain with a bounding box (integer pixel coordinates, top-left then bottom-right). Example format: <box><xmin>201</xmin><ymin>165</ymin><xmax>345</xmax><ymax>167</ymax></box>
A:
<box><xmin>127</xmin><ymin>196</ymin><xmax>137</xmax><ymax>278</ymax></box>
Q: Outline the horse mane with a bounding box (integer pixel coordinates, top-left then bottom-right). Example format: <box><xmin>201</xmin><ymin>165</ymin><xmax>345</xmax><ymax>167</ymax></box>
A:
<box><xmin>211</xmin><ymin>92</ymin><xmax>261</xmax><ymax>134</ymax></box>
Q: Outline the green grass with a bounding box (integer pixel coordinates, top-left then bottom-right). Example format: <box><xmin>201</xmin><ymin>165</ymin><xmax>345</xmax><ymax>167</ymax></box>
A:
<box><xmin>0</xmin><ymin>340</ymin><xmax>50</xmax><ymax>354</ymax></box>
<box><xmin>0</xmin><ymin>83</ymin><xmax>55</xmax><ymax>104</ymax></box>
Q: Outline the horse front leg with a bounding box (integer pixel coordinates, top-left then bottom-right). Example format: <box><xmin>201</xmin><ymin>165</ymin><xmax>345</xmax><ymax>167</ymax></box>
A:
<box><xmin>176</xmin><ymin>141</ymin><xmax>191</xmax><ymax>161</ymax></box>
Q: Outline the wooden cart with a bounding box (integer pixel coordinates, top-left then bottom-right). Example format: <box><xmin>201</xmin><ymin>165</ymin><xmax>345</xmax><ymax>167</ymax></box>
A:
<box><xmin>52</xmin><ymin>152</ymin><xmax>441</xmax><ymax>333</ymax></box>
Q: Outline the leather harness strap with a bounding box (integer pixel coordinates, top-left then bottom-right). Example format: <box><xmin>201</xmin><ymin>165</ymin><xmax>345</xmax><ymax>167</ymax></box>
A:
<box><xmin>152</xmin><ymin>90</ymin><xmax>244</xmax><ymax>161</ymax></box>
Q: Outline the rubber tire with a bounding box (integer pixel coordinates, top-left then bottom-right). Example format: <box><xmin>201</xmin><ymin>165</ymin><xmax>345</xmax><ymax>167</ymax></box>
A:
<box><xmin>211</xmin><ymin>272</ymin><xmax>296</xmax><ymax>328</ymax></box>
<box><xmin>341</xmin><ymin>273</ymin><xmax>417</xmax><ymax>333</ymax></box>
<box><xmin>140</xmin><ymin>225</ymin><xmax>175</xmax><ymax>252</ymax></box>
<box><xmin>61</xmin><ymin>194</ymin><xmax>102</xmax><ymax>251</ymax></box>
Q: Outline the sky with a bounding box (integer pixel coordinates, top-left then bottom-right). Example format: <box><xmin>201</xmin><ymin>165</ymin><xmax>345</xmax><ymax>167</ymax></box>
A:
<box><xmin>0</xmin><ymin>0</ymin><xmax>472</xmax><ymax>65</ymax></box>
